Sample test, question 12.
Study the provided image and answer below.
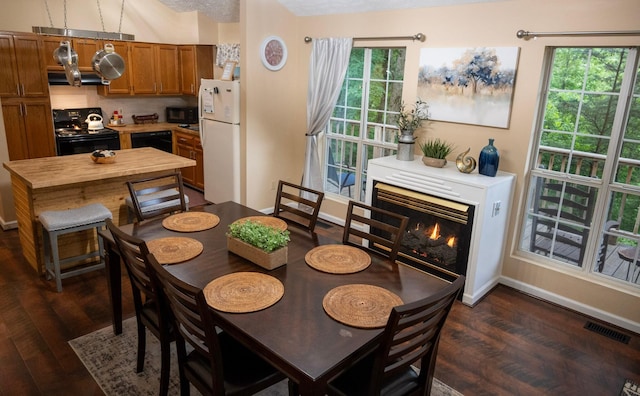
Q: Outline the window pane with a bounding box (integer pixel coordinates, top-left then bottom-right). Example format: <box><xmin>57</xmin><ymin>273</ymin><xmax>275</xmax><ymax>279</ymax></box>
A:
<box><xmin>521</xmin><ymin>176</ymin><xmax>597</xmax><ymax>267</ymax></box>
<box><xmin>549</xmin><ymin>48</ymin><xmax>589</xmax><ymax>91</ymax></box>
<box><xmin>325</xmin><ymin>139</ymin><xmax>357</xmax><ymax>199</ymax></box>
<box><xmin>324</xmin><ymin>47</ymin><xmax>405</xmax><ymax>202</ymax></box>
<box><xmin>347</xmin><ymin>48</ymin><xmax>364</xmax><ymax>78</ymax></box>
<box><xmin>520</xmin><ymin>46</ymin><xmax>640</xmax><ymax>288</ymax></box>
<box><xmin>584</xmin><ymin>48</ymin><xmax>628</xmax><ymax>93</ymax></box>
<box><xmin>615</xmin><ymin>62</ymin><xmax>640</xmax><ymax>186</ymax></box>
<box><xmin>593</xmin><ymin>190</ymin><xmax>640</xmax><ymax>284</ymax></box>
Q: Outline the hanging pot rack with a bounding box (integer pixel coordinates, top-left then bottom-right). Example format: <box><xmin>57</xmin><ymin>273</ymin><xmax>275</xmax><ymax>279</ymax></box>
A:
<box><xmin>33</xmin><ymin>0</ymin><xmax>135</xmax><ymax>41</ymax></box>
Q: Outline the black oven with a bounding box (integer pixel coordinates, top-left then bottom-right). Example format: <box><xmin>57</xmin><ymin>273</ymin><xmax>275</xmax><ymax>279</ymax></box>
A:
<box><xmin>56</xmin><ymin>132</ymin><xmax>121</xmax><ymax>156</ymax></box>
<box><xmin>53</xmin><ymin>107</ymin><xmax>121</xmax><ymax>156</ymax></box>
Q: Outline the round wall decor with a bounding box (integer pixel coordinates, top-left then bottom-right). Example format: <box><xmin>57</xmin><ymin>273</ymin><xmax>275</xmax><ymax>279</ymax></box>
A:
<box><xmin>260</xmin><ymin>35</ymin><xmax>287</xmax><ymax>71</ymax></box>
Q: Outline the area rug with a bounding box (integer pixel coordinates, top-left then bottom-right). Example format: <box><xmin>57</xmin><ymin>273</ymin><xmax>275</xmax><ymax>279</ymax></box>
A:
<box><xmin>70</xmin><ymin>317</ymin><xmax>463</xmax><ymax>395</ymax></box>
<box><xmin>621</xmin><ymin>379</ymin><xmax>640</xmax><ymax>396</ymax></box>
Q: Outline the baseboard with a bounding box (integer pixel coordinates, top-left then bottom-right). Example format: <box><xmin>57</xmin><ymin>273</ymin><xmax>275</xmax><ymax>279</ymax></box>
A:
<box><xmin>500</xmin><ymin>276</ymin><xmax>640</xmax><ymax>335</ymax></box>
<box><xmin>0</xmin><ymin>217</ymin><xmax>18</xmax><ymax>230</ymax></box>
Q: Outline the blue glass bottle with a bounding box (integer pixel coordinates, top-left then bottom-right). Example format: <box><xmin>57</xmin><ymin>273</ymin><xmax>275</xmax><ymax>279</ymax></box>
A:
<box><xmin>478</xmin><ymin>138</ymin><xmax>499</xmax><ymax>177</ymax></box>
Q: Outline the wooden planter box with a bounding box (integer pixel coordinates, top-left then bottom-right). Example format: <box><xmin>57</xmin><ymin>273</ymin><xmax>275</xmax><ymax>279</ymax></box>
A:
<box><xmin>227</xmin><ymin>236</ymin><xmax>288</xmax><ymax>270</ymax></box>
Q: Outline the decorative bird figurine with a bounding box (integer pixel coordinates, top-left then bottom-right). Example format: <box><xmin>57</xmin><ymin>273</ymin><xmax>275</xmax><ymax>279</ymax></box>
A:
<box><xmin>456</xmin><ymin>147</ymin><xmax>477</xmax><ymax>173</ymax></box>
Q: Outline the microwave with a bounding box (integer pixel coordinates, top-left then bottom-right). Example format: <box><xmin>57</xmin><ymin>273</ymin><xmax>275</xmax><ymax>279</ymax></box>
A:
<box><xmin>166</xmin><ymin>107</ymin><xmax>198</xmax><ymax>124</ymax></box>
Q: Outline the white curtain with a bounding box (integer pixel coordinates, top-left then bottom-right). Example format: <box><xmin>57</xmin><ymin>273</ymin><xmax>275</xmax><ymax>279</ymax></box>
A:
<box><xmin>302</xmin><ymin>37</ymin><xmax>353</xmax><ymax>191</ymax></box>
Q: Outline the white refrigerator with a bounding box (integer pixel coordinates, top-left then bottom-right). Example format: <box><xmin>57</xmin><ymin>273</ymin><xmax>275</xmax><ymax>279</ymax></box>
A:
<box><xmin>199</xmin><ymin>79</ymin><xmax>241</xmax><ymax>203</ymax></box>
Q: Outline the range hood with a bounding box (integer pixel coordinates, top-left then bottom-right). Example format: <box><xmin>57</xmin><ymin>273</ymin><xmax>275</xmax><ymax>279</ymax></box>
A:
<box><xmin>48</xmin><ymin>72</ymin><xmax>105</xmax><ymax>86</ymax></box>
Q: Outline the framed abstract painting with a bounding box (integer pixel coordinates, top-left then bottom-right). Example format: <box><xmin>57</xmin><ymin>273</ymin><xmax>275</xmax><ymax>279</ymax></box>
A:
<box><xmin>417</xmin><ymin>47</ymin><xmax>520</xmax><ymax>128</ymax></box>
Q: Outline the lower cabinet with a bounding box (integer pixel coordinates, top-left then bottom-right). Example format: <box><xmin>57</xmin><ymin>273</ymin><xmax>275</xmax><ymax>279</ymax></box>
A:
<box><xmin>2</xmin><ymin>97</ymin><xmax>56</xmax><ymax>160</ymax></box>
<box><xmin>173</xmin><ymin>130</ymin><xmax>204</xmax><ymax>190</ymax></box>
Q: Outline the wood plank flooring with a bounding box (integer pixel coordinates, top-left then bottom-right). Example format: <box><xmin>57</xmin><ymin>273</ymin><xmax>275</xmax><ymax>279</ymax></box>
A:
<box><xmin>0</xmin><ymin>216</ymin><xmax>638</xmax><ymax>395</ymax></box>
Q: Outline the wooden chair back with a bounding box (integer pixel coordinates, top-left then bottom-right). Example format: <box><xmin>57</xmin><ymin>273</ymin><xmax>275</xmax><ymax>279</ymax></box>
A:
<box><xmin>273</xmin><ymin>180</ymin><xmax>324</xmax><ymax>232</ymax></box>
<box><xmin>328</xmin><ymin>276</ymin><xmax>465</xmax><ymax>396</ymax></box>
<box><xmin>342</xmin><ymin>200</ymin><xmax>409</xmax><ymax>262</ymax></box>
<box><xmin>127</xmin><ymin>172</ymin><xmax>188</xmax><ymax>222</ymax></box>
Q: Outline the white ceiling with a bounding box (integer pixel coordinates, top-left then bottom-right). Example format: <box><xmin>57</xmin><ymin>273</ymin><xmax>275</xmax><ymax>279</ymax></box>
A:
<box><xmin>157</xmin><ymin>0</ymin><xmax>506</xmax><ymax>23</ymax></box>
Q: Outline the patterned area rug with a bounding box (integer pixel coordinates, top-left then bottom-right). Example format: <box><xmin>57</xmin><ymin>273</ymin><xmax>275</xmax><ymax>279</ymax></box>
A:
<box><xmin>70</xmin><ymin>317</ymin><xmax>463</xmax><ymax>395</ymax></box>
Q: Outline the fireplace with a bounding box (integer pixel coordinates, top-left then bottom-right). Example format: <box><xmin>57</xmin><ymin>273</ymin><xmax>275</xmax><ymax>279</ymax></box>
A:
<box><xmin>371</xmin><ymin>182</ymin><xmax>474</xmax><ymax>282</ymax></box>
<box><xmin>366</xmin><ymin>155</ymin><xmax>515</xmax><ymax>305</ymax></box>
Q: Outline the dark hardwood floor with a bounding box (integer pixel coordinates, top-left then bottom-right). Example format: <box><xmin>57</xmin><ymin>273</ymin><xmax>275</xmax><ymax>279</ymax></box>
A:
<box><xmin>0</xmin><ymin>215</ymin><xmax>638</xmax><ymax>395</ymax></box>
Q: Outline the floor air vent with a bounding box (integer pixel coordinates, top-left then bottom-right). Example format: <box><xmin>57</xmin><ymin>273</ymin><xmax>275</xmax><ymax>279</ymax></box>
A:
<box><xmin>584</xmin><ymin>321</ymin><xmax>630</xmax><ymax>344</ymax></box>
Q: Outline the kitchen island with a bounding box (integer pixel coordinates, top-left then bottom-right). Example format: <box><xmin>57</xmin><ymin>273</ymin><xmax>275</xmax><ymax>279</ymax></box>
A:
<box><xmin>3</xmin><ymin>148</ymin><xmax>196</xmax><ymax>273</ymax></box>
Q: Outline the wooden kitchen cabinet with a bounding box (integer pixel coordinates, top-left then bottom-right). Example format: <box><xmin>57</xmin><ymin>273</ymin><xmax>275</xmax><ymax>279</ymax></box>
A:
<box><xmin>97</xmin><ymin>40</ymin><xmax>132</xmax><ymax>95</ymax></box>
<box><xmin>156</xmin><ymin>44</ymin><xmax>181</xmax><ymax>95</ymax></box>
<box><xmin>179</xmin><ymin>45</ymin><xmax>214</xmax><ymax>96</ymax></box>
<box><xmin>0</xmin><ymin>33</ymin><xmax>49</xmax><ymax>98</ymax></box>
<box><xmin>129</xmin><ymin>42</ymin><xmax>156</xmax><ymax>94</ymax></box>
<box><xmin>41</xmin><ymin>36</ymin><xmax>100</xmax><ymax>71</ymax></box>
<box><xmin>72</xmin><ymin>38</ymin><xmax>100</xmax><ymax>71</ymax></box>
<box><xmin>40</xmin><ymin>35</ymin><xmax>65</xmax><ymax>70</ymax></box>
<box><xmin>2</xmin><ymin>97</ymin><xmax>56</xmax><ymax>160</ymax></box>
<box><xmin>128</xmin><ymin>42</ymin><xmax>180</xmax><ymax>95</ymax></box>
<box><xmin>173</xmin><ymin>130</ymin><xmax>204</xmax><ymax>189</ymax></box>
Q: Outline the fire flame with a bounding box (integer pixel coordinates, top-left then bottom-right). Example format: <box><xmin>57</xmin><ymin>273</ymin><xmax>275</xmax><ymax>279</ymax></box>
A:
<box><xmin>447</xmin><ymin>236</ymin><xmax>456</xmax><ymax>248</ymax></box>
<box><xmin>429</xmin><ymin>223</ymin><xmax>440</xmax><ymax>240</ymax></box>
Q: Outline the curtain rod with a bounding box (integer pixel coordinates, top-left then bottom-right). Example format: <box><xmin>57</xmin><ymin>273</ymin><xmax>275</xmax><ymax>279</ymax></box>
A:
<box><xmin>304</xmin><ymin>33</ymin><xmax>425</xmax><ymax>43</ymax></box>
<box><xmin>516</xmin><ymin>29</ymin><xmax>640</xmax><ymax>40</ymax></box>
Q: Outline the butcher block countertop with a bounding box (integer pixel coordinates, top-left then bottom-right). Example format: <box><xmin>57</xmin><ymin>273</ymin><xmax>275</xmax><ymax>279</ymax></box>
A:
<box><xmin>3</xmin><ymin>147</ymin><xmax>196</xmax><ymax>190</ymax></box>
<box><xmin>109</xmin><ymin>122</ymin><xmax>197</xmax><ymax>135</ymax></box>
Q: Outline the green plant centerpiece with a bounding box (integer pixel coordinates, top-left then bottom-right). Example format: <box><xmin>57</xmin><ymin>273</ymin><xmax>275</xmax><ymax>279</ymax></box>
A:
<box><xmin>226</xmin><ymin>220</ymin><xmax>290</xmax><ymax>270</ymax></box>
<box><xmin>419</xmin><ymin>138</ymin><xmax>455</xmax><ymax>168</ymax></box>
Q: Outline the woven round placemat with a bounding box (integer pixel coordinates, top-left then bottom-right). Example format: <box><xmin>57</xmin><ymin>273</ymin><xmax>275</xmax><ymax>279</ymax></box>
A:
<box><xmin>322</xmin><ymin>284</ymin><xmax>403</xmax><ymax>329</ymax></box>
<box><xmin>162</xmin><ymin>212</ymin><xmax>220</xmax><ymax>232</ymax></box>
<box><xmin>146</xmin><ymin>237</ymin><xmax>203</xmax><ymax>265</ymax></box>
<box><xmin>305</xmin><ymin>245</ymin><xmax>371</xmax><ymax>274</ymax></box>
<box><xmin>231</xmin><ymin>216</ymin><xmax>288</xmax><ymax>231</ymax></box>
<box><xmin>203</xmin><ymin>272</ymin><xmax>284</xmax><ymax>313</ymax></box>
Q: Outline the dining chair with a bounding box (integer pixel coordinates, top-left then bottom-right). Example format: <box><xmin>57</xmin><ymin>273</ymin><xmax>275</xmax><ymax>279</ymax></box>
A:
<box><xmin>146</xmin><ymin>254</ymin><xmax>290</xmax><ymax>396</ymax></box>
<box><xmin>326</xmin><ymin>275</ymin><xmax>466</xmax><ymax>396</ymax></box>
<box><xmin>126</xmin><ymin>172</ymin><xmax>189</xmax><ymax>222</ymax></box>
<box><xmin>342</xmin><ymin>200</ymin><xmax>409</xmax><ymax>262</ymax></box>
<box><xmin>273</xmin><ymin>180</ymin><xmax>325</xmax><ymax>232</ymax></box>
<box><xmin>105</xmin><ymin>219</ymin><xmax>174</xmax><ymax>396</ymax></box>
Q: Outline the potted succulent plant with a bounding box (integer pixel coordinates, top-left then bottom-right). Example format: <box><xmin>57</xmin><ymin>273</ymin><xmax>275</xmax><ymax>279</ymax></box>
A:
<box><xmin>418</xmin><ymin>138</ymin><xmax>455</xmax><ymax>168</ymax></box>
<box><xmin>226</xmin><ymin>220</ymin><xmax>290</xmax><ymax>270</ymax></box>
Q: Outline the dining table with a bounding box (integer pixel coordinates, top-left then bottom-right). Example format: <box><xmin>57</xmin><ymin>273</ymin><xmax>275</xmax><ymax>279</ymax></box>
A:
<box><xmin>100</xmin><ymin>201</ymin><xmax>451</xmax><ymax>395</ymax></box>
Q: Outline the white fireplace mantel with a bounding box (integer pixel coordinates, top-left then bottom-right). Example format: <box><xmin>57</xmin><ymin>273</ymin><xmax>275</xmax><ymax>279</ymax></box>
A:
<box><xmin>366</xmin><ymin>155</ymin><xmax>516</xmax><ymax>306</ymax></box>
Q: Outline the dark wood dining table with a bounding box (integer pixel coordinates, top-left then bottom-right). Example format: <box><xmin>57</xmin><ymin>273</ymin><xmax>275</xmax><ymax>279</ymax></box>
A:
<box><xmin>101</xmin><ymin>201</ymin><xmax>450</xmax><ymax>395</ymax></box>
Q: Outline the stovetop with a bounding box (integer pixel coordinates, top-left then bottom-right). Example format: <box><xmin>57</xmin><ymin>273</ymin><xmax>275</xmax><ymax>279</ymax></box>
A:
<box><xmin>53</xmin><ymin>107</ymin><xmax>117</xmax><ymax>137</ymax></box>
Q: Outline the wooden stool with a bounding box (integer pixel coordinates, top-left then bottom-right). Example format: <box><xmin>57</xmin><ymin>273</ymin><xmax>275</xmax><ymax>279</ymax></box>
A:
<box><xmin>39</xmin><ymin>203</ymin><xmax>113</xmax><ymax>292</ymax></box>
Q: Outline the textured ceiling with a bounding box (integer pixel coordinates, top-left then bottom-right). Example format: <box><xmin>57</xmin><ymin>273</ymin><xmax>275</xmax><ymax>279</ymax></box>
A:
<box><xmin>157</xmin><ymin>0</ymin><xmax>506</xmax><ymax>23</ymax></box>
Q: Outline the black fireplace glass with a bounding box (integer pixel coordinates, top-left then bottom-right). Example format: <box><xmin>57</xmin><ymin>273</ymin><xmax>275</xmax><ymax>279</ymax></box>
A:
<box><xmin>371</xmin><ymin>181</ymin><xmax>474</xmax><ymax>281</ymax></box>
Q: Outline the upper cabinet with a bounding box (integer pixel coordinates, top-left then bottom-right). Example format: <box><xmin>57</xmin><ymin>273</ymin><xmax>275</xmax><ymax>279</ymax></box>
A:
<box><xmin>0</xmin><ymin>33</ymin><xmax>49</xmax><ymax>98</ymax></box>
<box><xmin>129</xmin><ymin>42</ymin><xmax>157</xmax><ymax>94</ymax></box>
<box><xmin>117</xmin><ymin>42</ymin><xmax>181</xmax><ymax>95</ymax></box>
<box><xmin>179</xmin><ymin>45</ymin><xmax>214</xmax><ymax>96</ymax></box>
<box><xmin>156</xmin><ymin>44</ymin><xmax>180</xmax><ymax>95</ymax></box>
<box><xmin>96</xmin><ymin>41</ymin><xmax>131</xmax><ymax>95</ymax></box>
<box><xmin>41</xmin><ymin>36</ymin><xmax>100</xmax><ymax>71</ymax></box>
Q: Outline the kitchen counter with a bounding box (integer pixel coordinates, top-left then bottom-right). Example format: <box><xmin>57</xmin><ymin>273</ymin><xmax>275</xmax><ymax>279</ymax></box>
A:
<box><xmin>3</xmin><ymin>148</ymin><xmax>196</xmax><ymax>273</ymax></box>
<box><xmin>110</xmin><ymin>122</ymin><xmax>199</xmax><ymax>148</ymax></box>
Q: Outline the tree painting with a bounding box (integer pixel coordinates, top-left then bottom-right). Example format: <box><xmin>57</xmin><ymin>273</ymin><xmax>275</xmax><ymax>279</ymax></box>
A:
<box><xmin>417</xmin><ymin>47</ymin><xmax>520</xmax><ymax>128</ymax></box>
